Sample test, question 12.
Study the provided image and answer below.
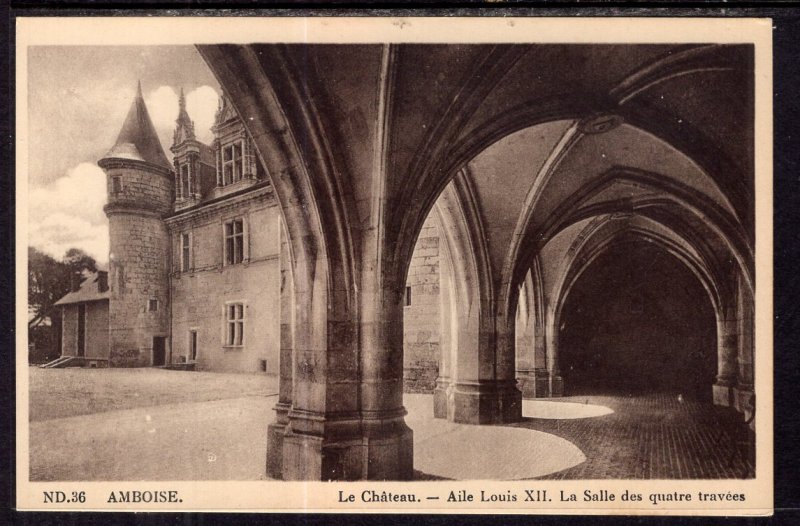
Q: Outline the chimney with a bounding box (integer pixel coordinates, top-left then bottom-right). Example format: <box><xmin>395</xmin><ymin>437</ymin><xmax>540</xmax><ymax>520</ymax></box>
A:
<box><xmin>70</xmin><ymin>273</ymin><xmax>82</xmax><ymax>292</ymax></box>
<box><xmin>97</xmin><ymin>271</ymin><xmax>109</xmax><ymax>293</ymax></box>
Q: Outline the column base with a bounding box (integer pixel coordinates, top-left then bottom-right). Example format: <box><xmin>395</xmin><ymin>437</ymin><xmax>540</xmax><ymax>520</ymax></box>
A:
<box><xmin>433</xmin><ymin>378</ymin><xmax>450</xmax><ymax>419</ymax></box>
<box><xmin>452</xmin><ymin>381</ymin><xmax>522</xmax><ymax>425</ymax></box>
<box><xmin>733</xmin><ymin>385</ymin><xmax>755</xmax><ymax>426</ymax></box>
<box><xmin>713</xmin><ymin>381</ymin><xmax>735</xmax><ymax>407</ymax></box>
<box><xmin>266</xmin><ymin>422</ymin><xmax>286</xmax><ymax>479</ymax></box>
<box><xmin>266</xmin><ymin>402</ymin><xmax>290</xmax><ymax>479</ymax></box>
<box><xmin>517</xmin><ymin>369</ymin><xmax>551</xmax><ymax>398</ymax></box>
<box><xmin>281</xmin><ymin>413</ymin><xmax>414</xmax><ymax>481</ymax></box>
<box><xmin>549</xmin><ymin>374</ymin><xmax>564</xmax><ymax>397</ymax></box>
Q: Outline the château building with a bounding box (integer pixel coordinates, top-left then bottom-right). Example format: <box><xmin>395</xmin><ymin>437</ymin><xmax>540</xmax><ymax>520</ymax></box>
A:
<box><xmin>55</xmin><ymin>83</ymin><xmax>283</xmax><ymax>374</ymax></box>
<box><xmin>54</xmin><ymin>83</ymin><xmax>443</xmax><ymax>385</ymax></box>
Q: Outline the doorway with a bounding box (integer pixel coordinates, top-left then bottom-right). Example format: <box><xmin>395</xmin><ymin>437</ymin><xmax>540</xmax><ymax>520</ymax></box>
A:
<box><xmin>189</xmin><ymin>331</ymin><xmax>198</xmax><ymax>362</ymax></box>
<box><xmin>153</xmin><ymin>336</ymin><xmax>166</xmax><ymax>366</ymax></box>
<box><xmin>77</xmin><ymin>304</ymin><xmax>86</xmax><ymax>357</ymax></box>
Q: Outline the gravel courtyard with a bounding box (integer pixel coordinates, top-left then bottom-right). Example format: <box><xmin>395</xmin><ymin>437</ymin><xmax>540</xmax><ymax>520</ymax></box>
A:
<box><xmin>27</xmin><ymin>368</ymin><xmax>751</xmax><ymax>481</ymax></box>
<box><xmin>27</xmin><ymin>368</ymin><xmax>587</xmax><ymax>481</ymax></box>
<box><xmin>28</xmin><ymin>367</ymin><xmax>278</xmax><ymax>422</ymax></box>
<box><xmin>28</xmin><ymin>367</ymin><xmax>280</xmax><ymax>481</ymax></box>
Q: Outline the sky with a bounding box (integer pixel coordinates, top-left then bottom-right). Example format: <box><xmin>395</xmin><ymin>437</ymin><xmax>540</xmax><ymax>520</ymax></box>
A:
<box><xmin>26</xmin><ymin>46</ymin><xmax>222</xmax><ymax>265</ymax></box>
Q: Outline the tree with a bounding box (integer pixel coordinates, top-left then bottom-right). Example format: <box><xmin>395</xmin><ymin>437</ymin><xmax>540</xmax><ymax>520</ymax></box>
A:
<box><xmin>63</xmin><ymin>247</ymin><xmax>98</xmax><ymax>275</ymax></box>
<box><xmin>28</xmin><ymin>247</ymin><xmax>99</xmax><ymax>328</ymax></box>
<box><xmin>28</xmin><ymin>247</ymin><xmax>68</xmax><ymax>330</ymax></box>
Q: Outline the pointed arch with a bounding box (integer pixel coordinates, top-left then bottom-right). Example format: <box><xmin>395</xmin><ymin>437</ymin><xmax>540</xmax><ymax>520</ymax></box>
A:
<box><xmin>198</xmin><ymin>44</ymin><xmax>370</xmax><ymax>480</ymax></box>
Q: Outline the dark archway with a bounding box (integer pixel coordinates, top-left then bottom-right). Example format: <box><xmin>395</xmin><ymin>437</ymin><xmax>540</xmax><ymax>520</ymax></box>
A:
<box><xmin>559</xmin><ymin>240</ymin><xmax>717</xmax><ymax>399</ymax></box>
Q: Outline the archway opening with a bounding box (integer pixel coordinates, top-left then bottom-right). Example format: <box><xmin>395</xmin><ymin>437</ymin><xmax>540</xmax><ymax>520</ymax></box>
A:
<box><xmin>559</xmin><ymin>239</ymin><xmax>717</xmax><ymax>400</ymax></box>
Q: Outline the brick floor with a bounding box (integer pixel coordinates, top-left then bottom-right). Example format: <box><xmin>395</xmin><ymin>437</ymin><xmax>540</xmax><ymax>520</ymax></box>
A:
<box><xmin>515</xmin><ymin>393</ymin><xmax>754</xmax><ymax>480</ymax></box>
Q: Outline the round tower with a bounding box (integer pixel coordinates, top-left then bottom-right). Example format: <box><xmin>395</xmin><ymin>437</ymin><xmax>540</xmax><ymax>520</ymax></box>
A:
<box><xmin>98</xmin><ymin>82</ymin><xmax>174</xmax><ymax>367</ymax></box>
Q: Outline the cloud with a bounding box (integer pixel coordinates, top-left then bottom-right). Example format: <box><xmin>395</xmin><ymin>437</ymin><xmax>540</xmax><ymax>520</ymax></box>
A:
<box><xmin>29</xmin><ymin>213</ymin><xmax>109</xmax><ymax>265</ymax></box>
<box><xmin>29</xmin><ymin>162</ymin><xmax>108</xmax><ymax>226</ymax></box>
<box><xmin>29</xmin><ymin>162</ymin><xmax>109</xmax><ymax>264</ymax></box>
<box><xmin>145</xmin><ymin>86</ymin><xmax>179</xmax><ymax>152</ymax></box>
<box><xmin>186</xmin><ymin>85</ymin><xmax>219</xmax><ymax>144</ymax></box>
<box><xmin>145</xmin><ymin>85</ymin><xmax>219</xmax><ymax>150</ymax></box>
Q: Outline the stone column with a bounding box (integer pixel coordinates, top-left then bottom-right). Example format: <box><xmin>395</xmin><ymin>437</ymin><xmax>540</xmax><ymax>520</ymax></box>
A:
<box><xmin>545</xmin><ymin>305</ymin><xmax>564</xmax><ymax>397</ymax></box>
<box><xmin>434</xmin><ymin>247</ymin><xmax>454</xmax><ymax>419</ymax></box>
<box><xmin>430</xmin><ymin>181</ymin><xmax>521</xmax><ymax>425</ymax></box>
<box><xmin>450</xmin><ymin>308</ymin><xmax>522</xmax><ymax>424</ymax></box>
<box><xmin>531</xmin><ymin>333</ymin><xmax>551</xmax><ymax>398</ymax></box>
<box><xmin>266</xmin><ymin>223</ymin><xmax>293</xmax><ymax>479</ymax></box>
<box><xmin>281</xmin><ymin>272</ymin><xmax>389</xmax><ymax>481</ymax></box>
<box><xmin>713</xmin><ymin>304</ymin><xmax>739</xmax><ymax>407</ymax></box>
<box><xmin>279</xmin><ymin>169</ymin><xmax>413</xmax><ymax>481</ymax></box>
<box><xmin>735</xmin><ymin>274</ymin><xmax>755</xmax><ymax>419</ymax></box>
<box><xmin>355</xmin><ymin>282</ymin><xmax>414</xmax><ymax>479</ymax></box>
<box><xmin>515</xmin><ymin>283</ymin><xmax>537</xmax><ymax>398</ymax></box>
<box><xmin>516</xmin><ymin>277</ymin><xmax>549</xmax><ymax>398</ymax></box>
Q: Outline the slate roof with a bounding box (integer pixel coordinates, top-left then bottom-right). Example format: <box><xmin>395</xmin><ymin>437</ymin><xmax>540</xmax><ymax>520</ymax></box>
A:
<box><xmin>54</xmin><ymin>271</ymin><xmax>110</xmax><ymax>306</ymax></box>
<box><xmin>101</xmin><ymin>82</ymin><xmax>172</xmax><ymax>170</ymax></box>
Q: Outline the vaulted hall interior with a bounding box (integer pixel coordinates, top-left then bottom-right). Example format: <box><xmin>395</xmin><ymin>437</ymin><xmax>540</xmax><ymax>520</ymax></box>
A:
<box><xmin>94</xmin><ymin>43</ymin><xmax>755</xmax><ymax>481</ymax></box>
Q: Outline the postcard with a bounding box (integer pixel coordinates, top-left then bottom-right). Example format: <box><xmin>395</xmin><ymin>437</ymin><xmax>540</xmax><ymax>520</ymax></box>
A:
<box><xmin>15</xmin><ymin>16</ymin><xmax>772</xmax><ymax>515</ymax></box>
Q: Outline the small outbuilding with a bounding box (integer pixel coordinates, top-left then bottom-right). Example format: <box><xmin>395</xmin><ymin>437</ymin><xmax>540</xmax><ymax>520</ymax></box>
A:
<box><xmin>52</xmin><ymin>271</ymin><xmax>110</xmax><ymax>368</ymax></box>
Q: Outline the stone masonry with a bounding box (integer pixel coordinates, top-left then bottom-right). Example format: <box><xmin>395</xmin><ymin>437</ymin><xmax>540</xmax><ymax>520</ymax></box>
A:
<box><xmin>403</xmin><ymin>215</ymin><xmax>441</xmax><ymax>393</ymax></box>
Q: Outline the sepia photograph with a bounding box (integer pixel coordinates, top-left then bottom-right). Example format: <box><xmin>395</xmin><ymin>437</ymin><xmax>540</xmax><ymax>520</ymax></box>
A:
<box><xmin>15</xmin><ymin>16</ymin><xmax>773</xmax><ymax>514</ymax></box>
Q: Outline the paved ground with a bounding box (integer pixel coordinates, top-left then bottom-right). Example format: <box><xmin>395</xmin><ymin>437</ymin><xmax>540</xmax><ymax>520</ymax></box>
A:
<box><xmin>519</xmin><ymin>393</ymin><xmax>754</xmax><ymax>480</ymax></box>
<box><xmin>28</xmin><ymin>369</ymin><xmax>753</xmax><ymax>480</ymax></box>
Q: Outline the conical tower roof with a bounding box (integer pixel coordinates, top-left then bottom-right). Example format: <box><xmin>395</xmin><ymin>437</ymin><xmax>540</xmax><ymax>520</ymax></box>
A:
<box><xmin>101</xmin><ymin>82</ymin><xmax>171</xmax><ymax>170</ymax></box>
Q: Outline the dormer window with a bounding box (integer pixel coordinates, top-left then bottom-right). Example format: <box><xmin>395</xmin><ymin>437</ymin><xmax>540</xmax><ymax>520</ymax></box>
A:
<box><xmin>178</xmin><ymin>162</ymin><xmax>192</xmax><ymax>199</ymax></box>
<box><xmin>222</xmin><ymin>142</ymin><xmax>243</xmax><ymax>185</ymax></box>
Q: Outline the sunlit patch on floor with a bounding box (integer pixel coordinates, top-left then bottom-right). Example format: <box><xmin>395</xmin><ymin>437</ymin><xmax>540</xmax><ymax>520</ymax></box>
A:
<box><xmin>522</xmin><ymin>399</ymin><xmax>614</xmax><ymax>420</ymax></box>
<box><xmin>405</xmin><ymin>394</ymin><xmax>586</xmax><ymax>480</ymax></box>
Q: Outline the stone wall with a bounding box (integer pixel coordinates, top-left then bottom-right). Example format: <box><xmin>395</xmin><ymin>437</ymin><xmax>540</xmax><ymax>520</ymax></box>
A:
<box><xmin>85</xmin><ymin>301</ymin><xmax>110</xmax><ymax>359</ymax></box>
<box><xmin>170</xmin><ymin>196</ymin><xmax>281</xmax><ymax>374</ymax></box>
<box><xmin>61</xmin><ymin>305</ymin><xmax>77</xmax><ymax>357</ymax></box>
<box><xmin>403</xmin><ymin>215</ymin><xmax>441</xmax><ymax>393</ymax></box>
<box><xmin>107</xmin><ymin>165</ymin><xmax>174</xmax><ymax>208</ymax></box>
<box><xmin>108</xmin><ymin>212</ymin><xmax>171</xmax><ymax>367</ymax></box>
<box><xmin>59</xmin><ymin>301</ymin><xmax>109</xmax><ymax>359</ymax></box>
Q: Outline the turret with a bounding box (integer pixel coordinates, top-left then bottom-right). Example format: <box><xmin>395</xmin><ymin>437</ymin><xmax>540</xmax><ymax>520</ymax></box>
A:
<box><xmin>171</xmin><ymin>88</ymin><xmax>216</xmax><ymax>211</ymax></box>
<box><xmin>98</xmin><ymin>81</ymin><xmax>173</xmax><ymax>367</ymax></box>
